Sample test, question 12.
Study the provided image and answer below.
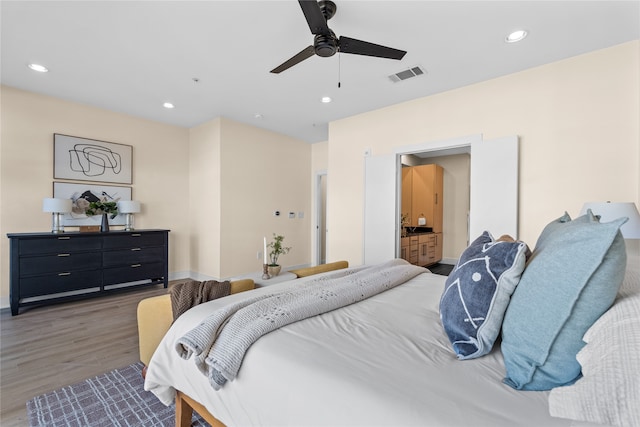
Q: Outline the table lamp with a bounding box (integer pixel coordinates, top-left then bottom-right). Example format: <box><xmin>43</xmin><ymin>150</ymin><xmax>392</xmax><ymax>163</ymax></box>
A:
<box><xmin>118</xmin><ymin>200</ymin><xmax>141</xmax><ymax>231</ymax></box>
<box><xmin>43</xmin><ymin>198</ymin><xmax>72</xmax><ymax>233</ymax></box>
<box><xmin>580</xmin><ymin>202</ymin><xmax>640</xmax><ymax>239</ymax></box>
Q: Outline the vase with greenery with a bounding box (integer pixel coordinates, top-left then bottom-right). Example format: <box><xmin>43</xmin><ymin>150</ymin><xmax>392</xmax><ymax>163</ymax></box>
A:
<box><xmin>267</xmin><ymin>233</ymin><xmax>291</xmax><ymax>276</ymax></box>
<box><xmin>85</xmin><ymin>200</ymin><xmax>119</xmax><ymax>232</ymax></box>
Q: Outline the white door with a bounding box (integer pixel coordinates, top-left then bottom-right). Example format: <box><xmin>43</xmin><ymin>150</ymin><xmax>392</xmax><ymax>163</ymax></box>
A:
<box><xmin>363</xmin><ymin>154</ymin><xmax>399</xmax><ymax>265</ymax></box>
<box><xmin>469</xmin><ymin>136</ymin><xmax>519</xmax><ymax>240</ymax></box>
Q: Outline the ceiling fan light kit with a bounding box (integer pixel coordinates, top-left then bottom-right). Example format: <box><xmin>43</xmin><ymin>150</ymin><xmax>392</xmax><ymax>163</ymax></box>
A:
<box><xmin>270</xmin><ymin>0</ymin><xmax>407</xmax><ymax>74</ymax></box>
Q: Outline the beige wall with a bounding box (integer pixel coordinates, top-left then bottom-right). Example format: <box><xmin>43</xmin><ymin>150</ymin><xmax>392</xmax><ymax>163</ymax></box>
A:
<box><xmin>326</xmin><ymin>41</ymin><xmax>640</xmax><ymax>264</ymax></box>
<box><xmin>188</xmin><ymin>117</ymin><xmax>312</xmax><ymax>280</ymax></box>
<box><xmin>0</xmin><ymin>85</ymin><xmax>191</xmax><ymax>307</ymax></box>
<box><xmin>218</xmin><ymin>118</ymin><xmax>311</xmax><ymax>279</ymax></box>
<box><xmin>0</xmin><ymin>87</ymin><xmax>314</xmax><ymax>308</ymax></box>
<box><xmin>188</xmin><ymin>118</ymin><xmax>223</xmax><ymax>279</ymax></box>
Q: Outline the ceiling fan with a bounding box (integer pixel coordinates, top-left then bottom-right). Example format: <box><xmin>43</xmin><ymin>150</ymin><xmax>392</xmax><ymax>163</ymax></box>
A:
<box><xmin>270</xmin><ymin>0</ymin><xmax>407</xmax><ymax>74</ymax></box>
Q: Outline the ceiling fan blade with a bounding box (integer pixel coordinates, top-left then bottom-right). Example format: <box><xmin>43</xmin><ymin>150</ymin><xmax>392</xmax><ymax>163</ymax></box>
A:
<box><xmin>338</xmin><ymin>36</ymin><xmax>406</xmax><ymax>60</ymax></box>
<box><xmin>270</xmin><ymin>45</ymin><xmax>316</xmax><ymax>74</ymax></box>
<box><xmin>298</xmin><ymin>0</ymin><xmax>330</xmax><ymax>35</ymax></box>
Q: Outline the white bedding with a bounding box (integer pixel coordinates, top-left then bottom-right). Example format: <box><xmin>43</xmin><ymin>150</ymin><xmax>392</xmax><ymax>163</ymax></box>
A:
<box><xmin>145</xmin><ymin>268</ymin><xmax>590</xmax><ymax>427</ymax></box>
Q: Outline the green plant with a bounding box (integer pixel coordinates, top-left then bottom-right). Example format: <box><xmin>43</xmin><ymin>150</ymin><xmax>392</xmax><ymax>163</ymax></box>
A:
<box><xmin>85</xmin><ymin>200</ymin><xmax>119</xmax><ymax>219</ymax></box>
<box><xmin>267</xmin><ymin>233</ymin><xmax>291</xmax><ymax>266</ymax></box>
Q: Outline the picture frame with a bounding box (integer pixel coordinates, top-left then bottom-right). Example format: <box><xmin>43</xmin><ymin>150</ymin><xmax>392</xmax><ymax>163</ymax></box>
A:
<box><xmin>54</xmin><ymin>133</ymin><xmax>132</xmax><ymax>184</ymax></box>
<box><xmin>53</xmin><ymin>182</ymin><xmax>132</xmax><ymax>227</ymax></box>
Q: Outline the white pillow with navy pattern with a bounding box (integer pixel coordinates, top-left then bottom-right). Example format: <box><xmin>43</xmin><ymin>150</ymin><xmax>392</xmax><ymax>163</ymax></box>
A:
<box><xmin>439</xmin><ymin>231</ymin><xmax>530</xmax><ymax>360</ymax></box>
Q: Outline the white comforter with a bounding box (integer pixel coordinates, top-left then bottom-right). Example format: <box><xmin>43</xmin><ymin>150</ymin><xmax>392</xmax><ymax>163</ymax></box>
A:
<box><xmin>145</xmin><ymin>267</ymin><xmax>584</xmax><ymax>427</ymax></box>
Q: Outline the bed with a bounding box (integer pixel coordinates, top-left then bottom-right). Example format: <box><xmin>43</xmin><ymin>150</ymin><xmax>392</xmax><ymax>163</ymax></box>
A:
<box><xmin>144</xmin><ymin>213</ymin><xmax>639</xmax><ymax>427</ymax></box>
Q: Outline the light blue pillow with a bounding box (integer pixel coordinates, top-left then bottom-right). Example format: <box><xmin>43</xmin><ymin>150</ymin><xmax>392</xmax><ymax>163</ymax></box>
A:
<box><xmin>501</xmin><ymin>210</ymin><xmax>628</xmax><ymax>390</ymax></box>
<box><xmin>439</xmin><ymin>231</ymin><xmax>530</xmax><ymax>360</ymax></box>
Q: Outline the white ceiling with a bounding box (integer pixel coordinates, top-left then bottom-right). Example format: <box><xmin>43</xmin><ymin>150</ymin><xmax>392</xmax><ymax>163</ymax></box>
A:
<box><xmin>2</xmin><ymin>1</ymin><xmax>638</xmax><ymax>143</ymax></box>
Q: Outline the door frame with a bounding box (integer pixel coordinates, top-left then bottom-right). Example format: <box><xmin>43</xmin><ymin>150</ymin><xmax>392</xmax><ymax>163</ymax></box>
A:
<box><xmin>393</xmin><ymin>134</ymin><xmax>480</xmax><ymax>258</ymax></box>
<box><xmin>314</xmin><ymin>170</ymin><xmax>327</xmax><ymax>265</ymax></box>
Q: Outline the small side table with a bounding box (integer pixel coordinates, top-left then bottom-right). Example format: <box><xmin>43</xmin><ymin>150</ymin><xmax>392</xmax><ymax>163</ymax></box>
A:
<box><xmin>252</xmin><ymin>271</ymin><xmax>297</xmax><ymax>287</ymax></box>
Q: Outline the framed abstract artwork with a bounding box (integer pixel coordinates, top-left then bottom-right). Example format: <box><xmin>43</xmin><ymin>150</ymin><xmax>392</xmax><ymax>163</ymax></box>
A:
<box><xmin>53</xmin><ymin>182</ymin><xmax>132</xmax><ymax>227</ymax></box>
<box><xmin>54</xmin><ymin>134</ymin><xmax>133</xmax><ymax>184</ymax></box>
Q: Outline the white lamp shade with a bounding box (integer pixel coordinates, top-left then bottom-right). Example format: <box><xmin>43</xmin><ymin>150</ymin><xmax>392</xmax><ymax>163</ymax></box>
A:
<box><xmin>580</xmin><ymin>202</ymin><xmax>640</xmax><ymax>239</ymax></box>
<box><xmin>42</xmin><ymin>198</ymin><xmax>72</xmax><ymax>213</ymax></box>
<box><xmin>117</xmin><ymin>200</ymin><xmax>141</xmax><ymax>213</ymax></box>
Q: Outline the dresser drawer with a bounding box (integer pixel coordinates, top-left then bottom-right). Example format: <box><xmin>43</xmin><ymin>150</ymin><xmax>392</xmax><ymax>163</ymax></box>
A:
<box><xmin>19</xmin><ymin>252</ymin><xmax>102</xmax><ymax>276</ymax></box>
<box><xmin>103</xmin><ymin>262</ymin><xmax>164</xmax><ymax>285</ymax></box>
<box><xmin>103</xmin><ymin>232</ymin><xmax>165</xmax><ymax>249</ymax></box>
<box><xmin>103</xmin><ymin>246</ymin><xmax>164</xmax><ymax>267</ymax></box>
<box><xmin>19</xmin><ymin>236</ymin><xmax>102</xmax><ymax>255</ymax></box>
<box><xmin>8</xmin><ymin>230</ymin><xmax>169</xmax><ymax>315</ymax></box>
<box><xmin>20</xmin><ymin>270</ymin><xmax>102</xmax><ymax>298</ymax></box>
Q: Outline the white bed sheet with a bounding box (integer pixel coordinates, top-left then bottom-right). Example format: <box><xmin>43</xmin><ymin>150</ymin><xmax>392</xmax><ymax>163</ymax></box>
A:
<box><xmin>145</xmin><ymin>269</ymin><xmax>581</xmax><ymax>427</ymax></box>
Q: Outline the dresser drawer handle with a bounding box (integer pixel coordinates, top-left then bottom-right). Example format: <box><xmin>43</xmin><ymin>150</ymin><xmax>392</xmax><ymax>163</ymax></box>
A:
<box><xmin>131</xmin><ymin>248</ymin><xmax>141</xmax><ymax>251</ymax></box>
<box><xmin>131</xmin><ymin>234</ymin><xmax>142</xmax><ymax>237</ymax></box>
<box><xmin>57</xmin><ymin>253</ymin><xmax>71</xmax><ymax>257</ymax></box>
<box><xmin>131</xmin><ymin>264</ymin><xmax>142</xmax><ymax>268</ymax></box>
<box><xmin>57</xmin><ymin>236</ymin><xmax>71</xmax><ymax>240</ymax></box>
<box><xmin>58</xmin><ymin>272</ymin><xmax>71</xmax><ymax>276</ymax></box>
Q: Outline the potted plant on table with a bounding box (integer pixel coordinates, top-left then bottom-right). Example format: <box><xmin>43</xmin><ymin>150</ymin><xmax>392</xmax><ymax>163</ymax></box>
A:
<box><xmin>85</xmin><ymin>200</ymin><xmax>119</xmax><ymax>232</ymax></box>
<box><xmin>267</xmin><ymin>233</ymin><xmax>291</xmax><ymax>276</ymax></box>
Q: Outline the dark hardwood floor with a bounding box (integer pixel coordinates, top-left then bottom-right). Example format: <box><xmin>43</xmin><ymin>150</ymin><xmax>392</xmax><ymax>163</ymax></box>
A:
<box><xmin>0</xmin><ymin>285</ymin><xmax>169</xmax><ymax>426</ymax></box>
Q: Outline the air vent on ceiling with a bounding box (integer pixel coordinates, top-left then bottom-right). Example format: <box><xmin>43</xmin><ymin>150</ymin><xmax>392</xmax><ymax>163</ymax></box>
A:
<box><xmin>388</xmin><ymin>66</ymin><xmax>425</xmax><ymax>83</ymax></box>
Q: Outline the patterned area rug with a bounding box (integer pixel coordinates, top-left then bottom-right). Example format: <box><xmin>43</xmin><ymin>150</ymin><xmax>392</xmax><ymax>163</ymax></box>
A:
<box><xmin>26</xmin><ymin>362</ymin><xmax>207</xmax><ymax>427</ymax></box>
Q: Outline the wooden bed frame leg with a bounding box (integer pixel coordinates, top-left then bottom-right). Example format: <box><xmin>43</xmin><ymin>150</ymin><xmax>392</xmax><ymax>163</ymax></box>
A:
<box><xmin>175</xmin><ymin>391</ymin><xmax>194</xmax><ymax>427</ymax></box>
<box><xmin>174</xmin><ymin>390</ymin><xmax>227</xmax><ymax>427</ymax></box>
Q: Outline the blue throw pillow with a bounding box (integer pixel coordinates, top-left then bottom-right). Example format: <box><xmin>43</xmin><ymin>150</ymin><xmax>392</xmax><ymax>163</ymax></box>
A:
<box><xmin>439</xmin><ymin>231</ymin><xmax>530</xmax><ymax>360</ymax></box>
<box><xmin>501</xmin><ymin>210</ymin><xmax>628</xmax><ymax>391</ymax></box>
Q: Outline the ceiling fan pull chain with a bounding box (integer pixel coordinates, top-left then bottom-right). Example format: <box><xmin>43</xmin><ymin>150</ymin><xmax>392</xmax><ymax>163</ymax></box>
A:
<box><xmin>338</xmin><ymin>53</ymin><xmax>341</xmax><ymax>88</ymax></box>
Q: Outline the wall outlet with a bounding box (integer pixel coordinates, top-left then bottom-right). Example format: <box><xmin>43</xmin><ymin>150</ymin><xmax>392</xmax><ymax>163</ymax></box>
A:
<box><xmin>274</xmin><ymin>210</ymin><xmax>280</xmax><ymax>216</ymax></box>
<box><xmin>364</xmin><ymin>147</ymin><xmax>371</xmax><ymax>157</ymax></box>
<box><xmin>288</xmin><ymin>212</ymin><xmax>295</xmax><ymax>219</ymax></box>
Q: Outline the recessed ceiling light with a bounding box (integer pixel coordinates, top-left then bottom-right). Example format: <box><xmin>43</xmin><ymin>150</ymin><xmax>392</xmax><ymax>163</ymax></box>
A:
<box><xmin>254</xmin><ymin>113</ymin><xmax>264</xmax><ymax>119</ymax></box>
<box><xmin>321</xmin><ymin>96</ymin><xmax>332</xmax><ymax>103</ymax></box>
<box><xmin>163</xmin><ymin>102</ymin><xmax>175</xmax><ymax>109</ymax></box>
<box><xmin>28</xmin><ymin>63</ymin><xmax>49</xmax><ymax>73</ymax></box>
<box><xmin>505</xmin><ymin>30</ymin><xmax>528</xmax><ymax>43</ymax></box>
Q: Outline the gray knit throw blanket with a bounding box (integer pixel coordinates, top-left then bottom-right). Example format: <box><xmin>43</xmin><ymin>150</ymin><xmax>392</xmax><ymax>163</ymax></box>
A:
<box><xmin>175</xmin><ymin>259</ymin><xmax>426</xmax><ymax>390</ymax></box>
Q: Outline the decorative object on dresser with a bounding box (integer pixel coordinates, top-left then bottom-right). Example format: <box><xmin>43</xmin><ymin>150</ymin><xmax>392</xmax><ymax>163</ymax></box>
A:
<box><xmin>85</xmin><ymin>199</ymin><xmax>119</xmax><ymax>232</ymax></box>
<box><xmin>118</xmin><ymin>200</ymin><xmax>141</xmax><ymax>231</ymax></box>
<box><xmin>266</xmin><ymin>233</ymin><xmax>291</xmax><ymax>277</ymax></box>
<box><xmin>42</xmin><ymin>197</ymin><xmax>72</xmax><ymax>233</ymax></box>
<box><xmin>53</xmin><ymin>182</ymin><xmax>131</xmax><ymax>228</ymax></box>
<box><xmin>7</xmin><ymin>229</ymin><xmax>169</xmax><ymax>315</ymax></box>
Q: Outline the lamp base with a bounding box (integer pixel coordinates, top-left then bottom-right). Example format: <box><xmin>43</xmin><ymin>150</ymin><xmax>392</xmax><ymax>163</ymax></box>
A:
<box><xmin>124</xmin><ymin>213</ymin><xmax>134</xmax><ymax>231</ymax></box>
<box><xmin>51</xmin><ymin>212</ymin><xmax>64</xmax><ymax>233</ymax></box>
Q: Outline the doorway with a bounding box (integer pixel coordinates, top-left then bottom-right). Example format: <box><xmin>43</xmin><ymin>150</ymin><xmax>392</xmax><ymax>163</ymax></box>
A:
<box><xmin>315</xmin><ymin>171</ymin><xmax>327</xmax><ymax>265</ymax></box>
<box><xmin>363</xmin><ymin>134</ymin><xmax>518</xmax><ymax>265</ymax></box>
